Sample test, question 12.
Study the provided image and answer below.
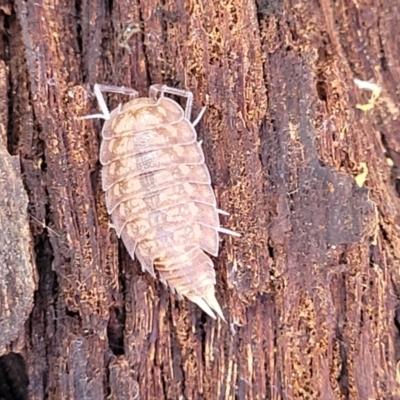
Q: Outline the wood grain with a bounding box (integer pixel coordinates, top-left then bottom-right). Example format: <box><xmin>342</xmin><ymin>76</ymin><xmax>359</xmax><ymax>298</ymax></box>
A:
<box><xmin>0</xmin><ymin>0</ymin><xmax>398</xmax><ymax>398</ymax></box>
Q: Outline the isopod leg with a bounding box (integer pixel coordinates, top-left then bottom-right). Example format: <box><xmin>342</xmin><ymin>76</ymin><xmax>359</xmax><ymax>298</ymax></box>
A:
<box><xmin>148</xmin><ymin>84</ymin><xmax>194</xmax><ymax>120</ymax></box>
<box><xmin>79</xmin><ymin>84</ymin><xmax>139</xmax><ymax>120</ymax></box>
<box><xmin>218</xmin><ymin>227</ymin><xmax>241</xmax><ymax>237</ymax></box>
<box><xmin>192</xmin><ymin>106</ymin><xmax>206</xmax><ymax>127</ymax></box>
<box><xmin>216</xmin><ymin>208</ymin><xmax>230</xmax><ymax>216</ymax></box>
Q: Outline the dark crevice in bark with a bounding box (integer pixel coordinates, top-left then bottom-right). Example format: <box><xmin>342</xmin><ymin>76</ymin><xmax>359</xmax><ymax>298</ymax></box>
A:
<box><xmin>315</xmin><ymin>34</ymin><xmax>332</xmax><ymax>106</ymax></box>
<box><xmin>74</xmin><ymin>0</ymin><xmax>83</xmax><ymax>63</ymax></box>
<box><xmin>394</xmin><ymin>308</ymin><xmax>400</xmax><ymax>364</ymax></box>
<box><xmin>106</xmin><ymin>0</ymin><xmax>114</xmax><ymax>15</ymax></box>
<box><xmin>159</xmin><ymin>360</ymin><xmax>168</xmax><ymax>400</ymax></box>
<box><xmin>2</xmin><ymin>49</ymin><xmax>10</xmax><ymax>161</ymax></box>
<box><xmin>377</xmin><ymin>16</ymin><xmax>388</xmax><ymax>72</ymax></box>
<box><xmin>104</xmin><ymin>363</ymin><xmax>112</xmax><ymax>399</ymax></box>
<box><xmin>135</xmin><ymin>1</ymin><xmax>152</xmax><ymax>87</ymax></box>
<box><xmin>34</xmin><ymin>231</ymin><xmax>57</xmax><ymax>310</ymax></box>
<box><xmin>368</xmin><ymin>244</ymin><xmax>377</xmax><ymax>267</ymax></box>
<box><xmin>0</xmin><ymin>353</ymin><xmax>29</xmax><ymax>400</ymax></box>
<box><xmin>107</xmin><ymin>291</ymin><xmax>126</xmax><ymax>356</ymax></box>
<box><xmin>257</xmin><ymin>118</ymin><xmax>271</xmax><ymax>177</ymax></box>
<box><xmin>337</xmin><ymin>327</ymin><xmax>349</xmax><ymax>399</ymax></box>
<box><xmin>105</xmin><ymin>241</ymin><xmax>127</xmax><ymax>356</ymax></box>
<box><xmin>267</xmin><ymin>242</ymin><xmax>274</xmax><ymax>259</ymax></box>
<box><xmin>379</xmin><ymin>130</ymin><xmax>400</xmax><ymax>197</ymax></box>
<box><xmin>65</xmin><ymin>309</ymin><xmax>80</xmax><ymax>319</ymax></box>
<box><xmin>316</xmin><ymin>80</ymin><xmax>328</xmax><ymax>102</ymax></box>
<box><xmin>4</xmin><ymin>12</ymin><xmax>16</xmax><ymax>156</ymax></box>
<box><xmin>28</xmin><ymin>230</ymin><xmax>56</xmax><ymax>396</ymax></box>
<box><xmin>198</xmin><ymin>312</ymin><xmax>208</xmax><ymax>366</ymax></box>
<box><xmin>169</xmin><ymin>321</ymin><xmax>185</xmax><ymax>396</ymax></box>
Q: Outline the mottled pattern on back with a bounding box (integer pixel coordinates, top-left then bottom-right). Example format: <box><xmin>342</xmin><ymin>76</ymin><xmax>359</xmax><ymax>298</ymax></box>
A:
<box><xmin>99</xmin><ymin>95</ymin><xmax>227</xmax><ymax>318</ymax></box>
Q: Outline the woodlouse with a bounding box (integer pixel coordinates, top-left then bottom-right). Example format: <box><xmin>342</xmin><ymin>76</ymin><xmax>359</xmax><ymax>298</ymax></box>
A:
<box><xmin>81</xmin><ymin>84</ymin><xmax>240</xmax><ymax>320</ymax></box>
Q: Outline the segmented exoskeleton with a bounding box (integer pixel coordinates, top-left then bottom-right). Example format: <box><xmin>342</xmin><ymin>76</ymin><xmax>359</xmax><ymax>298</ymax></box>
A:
<box><xmin>80</xmin><ymin>84</ymin><xmax>240</xmax><ymax>319</ymax></box>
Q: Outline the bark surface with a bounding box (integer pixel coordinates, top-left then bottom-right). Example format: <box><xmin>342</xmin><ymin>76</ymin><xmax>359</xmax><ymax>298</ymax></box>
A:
<box><xmin>1</xmin><ymin>0</ymin><xmax>400</xmax><ymax>398</ymax></box>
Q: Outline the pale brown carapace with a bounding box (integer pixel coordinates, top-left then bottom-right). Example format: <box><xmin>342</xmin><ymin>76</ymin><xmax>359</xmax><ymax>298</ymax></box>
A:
<box><xmin>81</xmin><ymin>84</ymin><xmax>240</xmax><ymax>320</ymax></box>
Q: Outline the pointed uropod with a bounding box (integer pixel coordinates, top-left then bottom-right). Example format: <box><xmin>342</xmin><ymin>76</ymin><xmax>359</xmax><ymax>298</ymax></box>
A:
<box><xmin>189</xmin><ymin>289</ymin><xmax>227</xmax><ymax>321</ymax></box>
<box><xmin>81</xmin><ymin>84</ymin><xmax>240</xmax><ymax>320</ymax></box>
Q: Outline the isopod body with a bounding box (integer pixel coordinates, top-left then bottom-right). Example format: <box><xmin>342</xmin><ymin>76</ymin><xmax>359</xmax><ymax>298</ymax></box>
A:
<box><xmin>82</xmin><ymin>84</ymin><xmax>239</xmax><ymax>319</ymax></box>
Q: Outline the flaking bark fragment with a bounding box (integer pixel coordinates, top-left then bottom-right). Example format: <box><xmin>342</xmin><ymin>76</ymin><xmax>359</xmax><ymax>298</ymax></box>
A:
<box><xmin>0</xmin><ymin>133</ymin><xmax>36</xmax><ymax>354</ymax></box>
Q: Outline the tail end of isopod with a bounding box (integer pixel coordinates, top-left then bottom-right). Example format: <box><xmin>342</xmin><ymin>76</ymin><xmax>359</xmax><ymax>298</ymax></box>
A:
<box><xmin>190</xmin><ymin>289</ymin><xmax>226</xmax><ymax>322</ymax></box>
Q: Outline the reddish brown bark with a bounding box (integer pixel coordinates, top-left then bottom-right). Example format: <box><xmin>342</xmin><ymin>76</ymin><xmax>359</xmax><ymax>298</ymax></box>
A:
<box><xmin>1</xmin><ymin>0</ymin><xmax>400</xmax><ymax>398</ymax></box>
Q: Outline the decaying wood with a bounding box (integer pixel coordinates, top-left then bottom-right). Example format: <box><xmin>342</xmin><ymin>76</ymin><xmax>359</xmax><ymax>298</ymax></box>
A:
<box><xmin>1</xmin><ymin>0</ymin><xmax>400</xmax><ymax>398</ymax></box>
